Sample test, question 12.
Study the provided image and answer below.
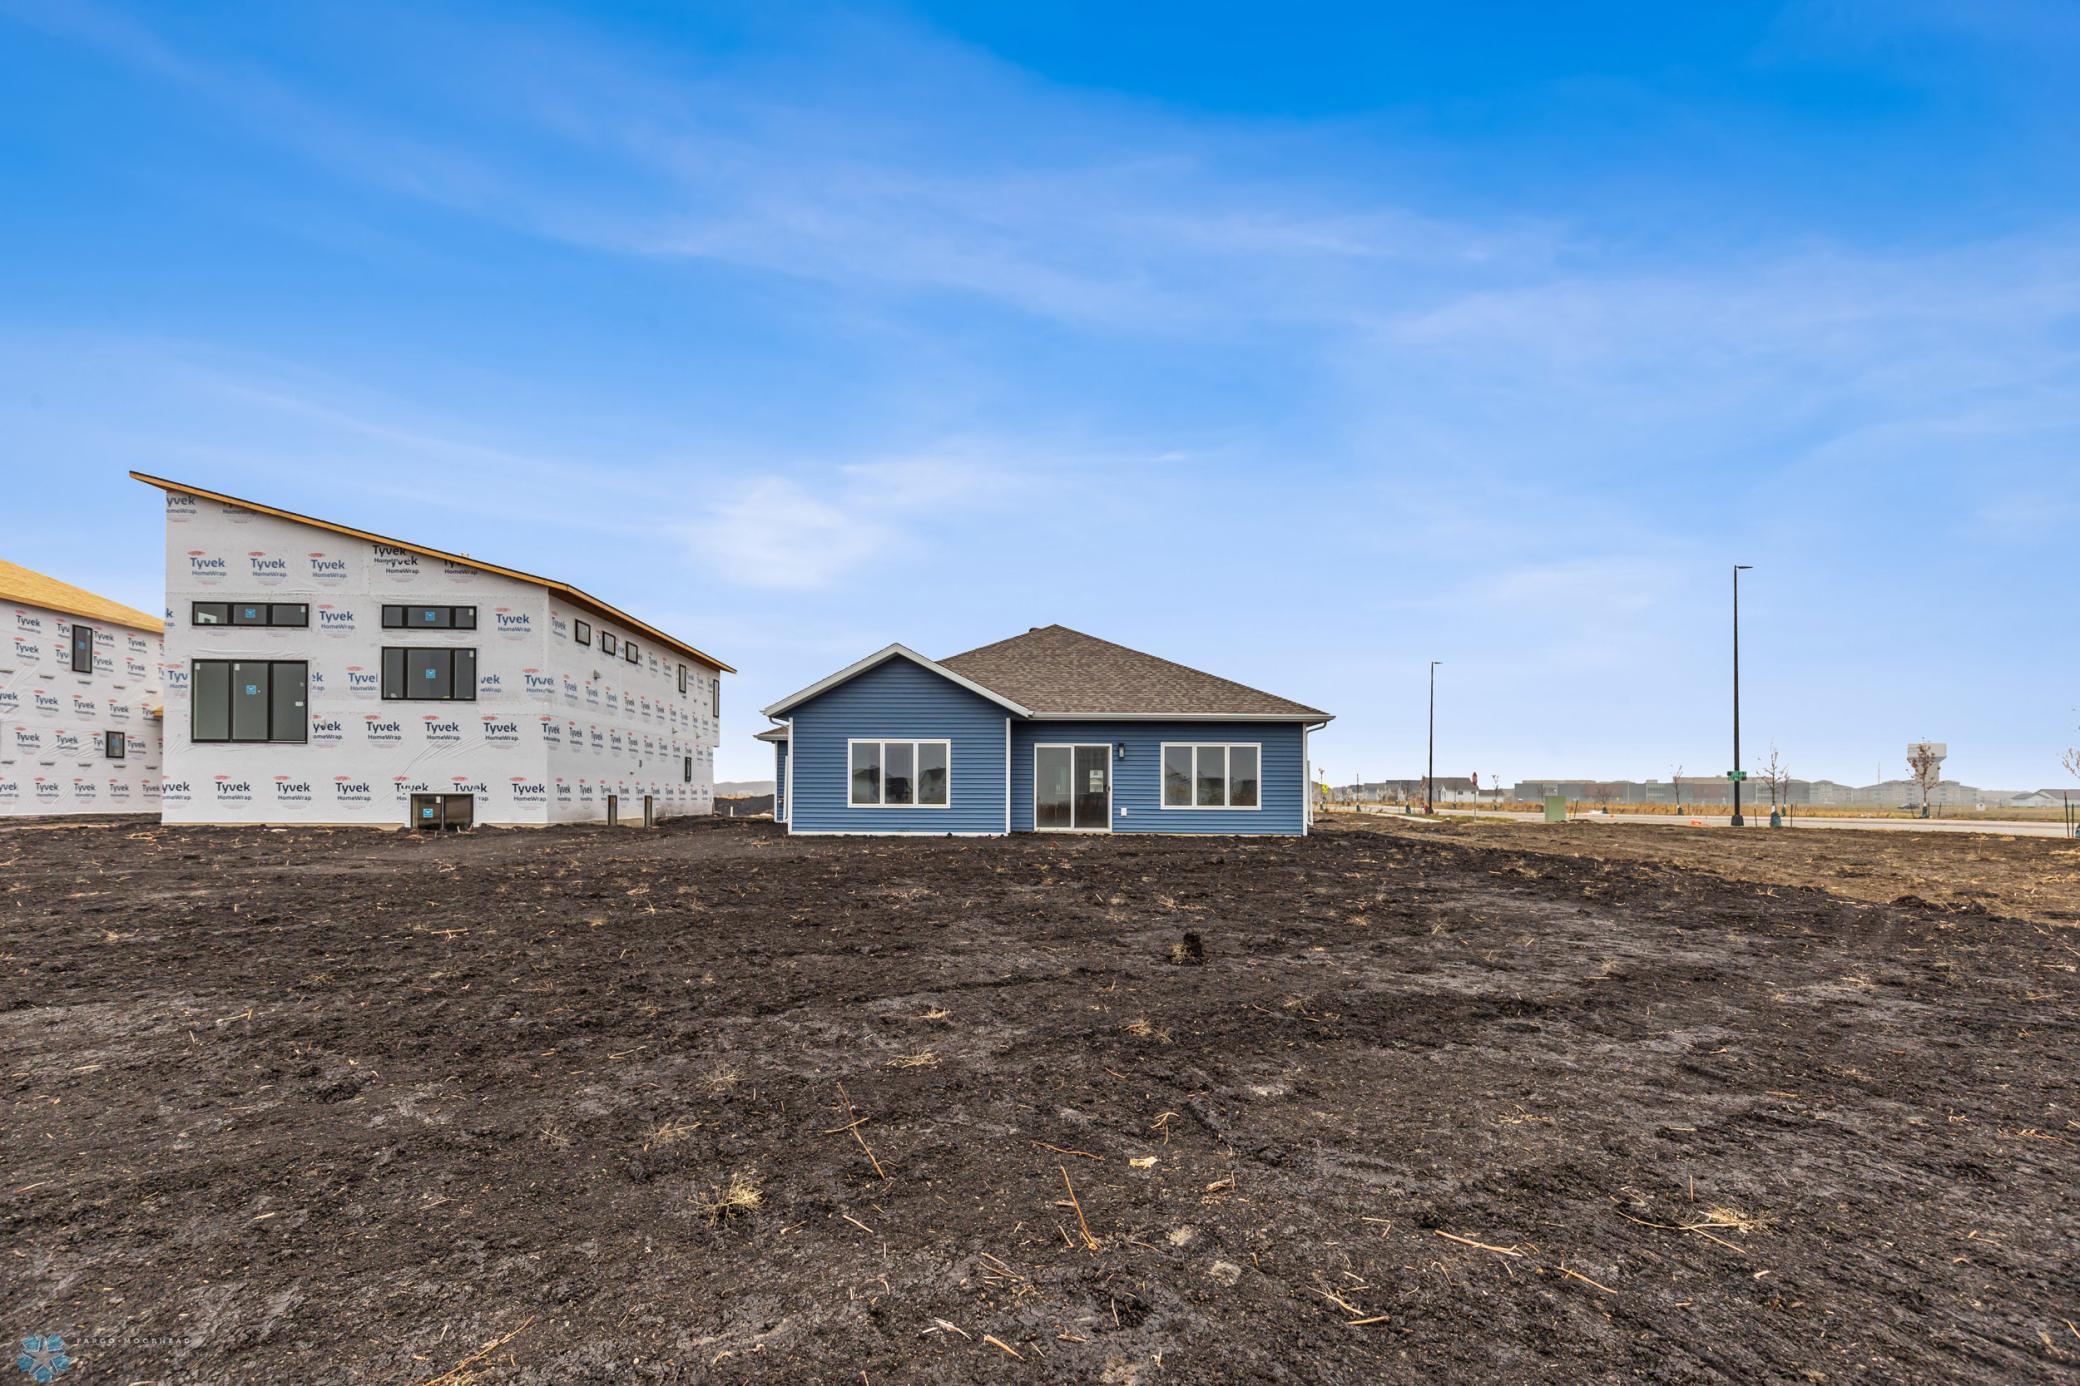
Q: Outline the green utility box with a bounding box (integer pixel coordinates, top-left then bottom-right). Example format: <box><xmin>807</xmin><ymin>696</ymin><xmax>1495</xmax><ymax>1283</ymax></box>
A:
<box><xmin>1543</xmin><ymin>794</ymin><xmax>1566</xmax><ymax>823</ymax></box>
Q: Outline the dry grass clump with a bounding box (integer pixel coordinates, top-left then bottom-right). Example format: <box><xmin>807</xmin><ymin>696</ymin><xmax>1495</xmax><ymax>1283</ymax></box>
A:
<box><xmin>701</xmin><ymin>1062</ymin><xmax>741</xmax><ymax>1096</ymax></box>
<box><xmin>1697</xmin><ymin>1205</ymin><xmax>1773</xmax><ymax>1235</ymax></box>
<box><xmin>535</xmin><ymin>1120</ymin><xmax>572</xmax><ymax>1150</ymax></box>
<box><xmin>920</xmin><ymin>1006</ymin><xmax>952</xmax><ymax>1024</ymax></box>
<box><xmin>887</xmin><ymin>1050</ymin><xmax>940</xmax><ymax>1069</ymax></box>
<box><xmin>1122</xmin><ymin>1016</ymin><xmax>1173</xmax><ymax>1043</ymax></box>
<box><xmin>643</xmin><ymin>1117</ymin><xmax>700</xmax><ymax>1151</ymax></box>
<box><xmin>697</xmin><ymin>1168</ymin><xmax>763</xmax><ymax>1224</ymax></box>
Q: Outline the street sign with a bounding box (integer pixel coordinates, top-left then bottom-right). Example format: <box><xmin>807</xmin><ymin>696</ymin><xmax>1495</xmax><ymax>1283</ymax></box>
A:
<box><xmin>1724</xmin><ymin>770</ymin><xmax>1747</xmax><ymax>780</ymax></box>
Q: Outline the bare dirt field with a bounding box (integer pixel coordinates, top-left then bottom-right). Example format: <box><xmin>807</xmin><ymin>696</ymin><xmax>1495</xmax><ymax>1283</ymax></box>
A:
<box><xmin>3</xmin><ymin>815</ymin><xmax>2076</xmax><ymax>1383</ymax></box>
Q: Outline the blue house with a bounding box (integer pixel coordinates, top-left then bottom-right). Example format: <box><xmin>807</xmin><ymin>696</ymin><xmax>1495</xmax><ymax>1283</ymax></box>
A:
<box><xmin>758</xmin><ymin>625</ymin><xmax>1331</xmax><ymax>837</ymax></box>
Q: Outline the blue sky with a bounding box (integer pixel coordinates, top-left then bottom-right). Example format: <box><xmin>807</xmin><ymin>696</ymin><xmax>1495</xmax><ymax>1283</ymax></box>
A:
<box><xmin>3</xmin><ymin>1</ymin><xmax>2076</xmax><ymax>788</ymax></box>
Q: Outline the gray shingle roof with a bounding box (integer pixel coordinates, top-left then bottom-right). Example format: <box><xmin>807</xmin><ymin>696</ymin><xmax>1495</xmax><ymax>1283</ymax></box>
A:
<box><xmin>939</xmin><ymin>625</ymin><xmax>1328</xmax><ymax>720</ymax></box>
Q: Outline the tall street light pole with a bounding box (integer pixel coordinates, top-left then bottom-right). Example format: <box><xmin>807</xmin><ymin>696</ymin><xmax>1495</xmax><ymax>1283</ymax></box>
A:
<box><xmin>1732</xmin><ymin>565</ymin><xmax>1753</xmax><ymax>827</ymax></box>
<box><xmin>1426</xmin><ymin>660</ymin><xmax>1440</xmax><ymax>815</ymax></box>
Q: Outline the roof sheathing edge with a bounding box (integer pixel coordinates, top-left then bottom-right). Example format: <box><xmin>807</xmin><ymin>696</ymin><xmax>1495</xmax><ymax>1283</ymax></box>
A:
<box><xmin>130</xmin><ymin>471</ymin><xmax>734</xmax><ymax>673</ymax></box>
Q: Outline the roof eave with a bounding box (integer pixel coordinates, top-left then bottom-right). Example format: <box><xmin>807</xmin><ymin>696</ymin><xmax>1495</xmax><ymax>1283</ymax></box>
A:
<box><xmin>129</xmin><ymin>471</ymin><xmax>734</xmax><ymax>673</ymax></box>
<box><xmin>1025</xmin><ymin>710</ymin><xmax>1332</xmax><ymax>723</ymax></box>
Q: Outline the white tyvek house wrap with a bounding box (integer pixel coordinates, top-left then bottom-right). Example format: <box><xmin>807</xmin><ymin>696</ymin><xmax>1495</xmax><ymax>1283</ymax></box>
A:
<box><xmin>158</xmin><ymin>491</ymin><xmax>720</xmax><ymax>825</ymax></box>
<box><xmin>0</xmin><ymin>602</ymin><xmax>164</xmax><ymax>817</ymax></box>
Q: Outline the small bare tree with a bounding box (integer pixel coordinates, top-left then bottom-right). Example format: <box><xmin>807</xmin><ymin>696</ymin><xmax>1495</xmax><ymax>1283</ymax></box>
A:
<box><xmin>1670</xmin><ymin>764</ymin><xmax>1684</xmax><ymax>814</ymax></box>
<box><xmin>1762</xmin><ymin>744</ymin><xmax>1783</xmax><ymax>809</ymax></box>
<box><xmin>1907</xmin><ymin>741</ymin><xmax>1944</xmax><ymax>819</ymax></box>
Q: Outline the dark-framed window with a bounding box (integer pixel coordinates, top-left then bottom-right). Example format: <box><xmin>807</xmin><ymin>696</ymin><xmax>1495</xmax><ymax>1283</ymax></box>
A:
<box><xmin>711</xmin><ymin>677</ymin><xmax>720</xmax><ymax>719</ymax></box>
<box><xmin>574</xmin><ymin>618</ymin><xmax>591</xmax><ymax>646</ymax></box>
<box><xmin>380</xmin><ymin>647</ymin><xmax>478</xmax><ymax>701</ymax></box>
<box><xmin>678</xmin><ymin>663</ymin><xmax>688</xmax><ymax>695</ymax></box>
<box><xmin>194</xmin><ymin>601</ymin><xmax>306</xmax><ymax>627</ymax></box>
<box><xmin>191</xmin><ymin>660</ymin><xmax>308</xmax><ymax>743</ymax></box>
<box><xmin>683</xmin><ymin>755</ymin><xmax>692</xmax><ymax>783</ymax></box>
<box><xmin>104</xmin><ymin>730</ymin><xmax>125</xmax><ymax>759</ymax></box>
<box><xmin>600</xmin><ymin>632</ymin><xmax>617</xmax><ymax>657</ymax></box>
<box><xmin>624</xmin><ymin>641</ymin><xmax>638</xmax><ymax>665</ymax></box>
<box><xmin>70</xmin><ymin>623</ymin><xmax>95</xmax><ymax>673</ymax></box>
<box><xmin>381</xmin><ymin>604</ymin><xmax>476</xmax><ymax>630</ymax></box>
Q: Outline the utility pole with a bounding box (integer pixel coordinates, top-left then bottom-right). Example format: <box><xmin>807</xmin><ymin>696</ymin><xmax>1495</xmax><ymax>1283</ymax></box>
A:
<box><xmin>1426</xmin><ymin>660</ymin><xmax>1440</xmax><ymax>815</ymax></box>
<box><xmin>1731</xmin><ymin>564</ymin><xmax>1752</xmax><ymax>827</ymax></box>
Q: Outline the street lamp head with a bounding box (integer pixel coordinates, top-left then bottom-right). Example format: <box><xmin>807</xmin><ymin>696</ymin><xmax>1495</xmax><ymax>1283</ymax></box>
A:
<box><xmin>1735</xmin><ymin>564</ymin><xmax>1753</xmax><ymax>571</ymax></box>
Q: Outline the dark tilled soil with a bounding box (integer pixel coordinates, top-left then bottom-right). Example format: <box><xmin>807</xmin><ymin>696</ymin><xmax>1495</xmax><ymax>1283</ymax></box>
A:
<box><xmin>2</xmin><ymin>816</ymin><xmax>2076</xmax><ymax>1384</ymax></box>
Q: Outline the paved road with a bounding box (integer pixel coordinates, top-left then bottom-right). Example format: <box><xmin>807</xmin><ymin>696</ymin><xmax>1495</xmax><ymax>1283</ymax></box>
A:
<box><xmin>1343</xmin><ymin>806</ymin><xmax>2077</xmax><ymax>840</ymax></box>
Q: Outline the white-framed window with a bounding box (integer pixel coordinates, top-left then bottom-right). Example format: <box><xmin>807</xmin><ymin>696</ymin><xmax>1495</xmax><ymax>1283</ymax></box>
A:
<box><xmin>849</xmin><ymin>738</ymin><xmax>951</xmax><ymax>807</ymax></box>
<box><xmin>1161</xmin><ymin>742</ymin><xmax>1261</xmax><ymax>809</ymax></box>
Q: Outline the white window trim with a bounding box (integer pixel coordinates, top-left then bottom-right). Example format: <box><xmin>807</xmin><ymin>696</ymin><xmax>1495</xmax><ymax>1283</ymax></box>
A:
<box><xmin>847</xmin><ymin>738</ymin><xmax>953</xmax><ymax>809</ymax></box>
<box><xmin>1159</xmin><ymin>741</ymin><xmax>1264</xmax><ymax>811</ymax></box>
<box><xmin>1032</xmin><ymin>742</ymin><xmax>1114</xmax><ymax>833</ymax></box>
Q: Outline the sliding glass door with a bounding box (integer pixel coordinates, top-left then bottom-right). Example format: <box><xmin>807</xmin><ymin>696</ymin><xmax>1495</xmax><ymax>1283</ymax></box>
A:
<box><xmin>1035</xmin><ymin>744</ymin><xmax>1110</xmax><ymax>831</ymax></box>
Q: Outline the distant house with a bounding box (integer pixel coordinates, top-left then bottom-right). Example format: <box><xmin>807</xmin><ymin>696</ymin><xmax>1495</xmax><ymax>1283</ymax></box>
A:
<box><xmin>757</xmin><ymin>625</ymin><xmax>1331</xmax><ymax>836</ymax></box>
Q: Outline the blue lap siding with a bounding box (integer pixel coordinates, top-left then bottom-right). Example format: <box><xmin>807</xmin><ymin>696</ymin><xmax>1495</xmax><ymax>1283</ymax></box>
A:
<box><xmin>773</xmin><ymin>740</ymin><xmax>789</xmax><ymax>822</ymax></box>
<box><xmin>1009</xmin><ymin>720</ymin><xmax>1306</xmax><ymax>835</ymax></box>
<box><xmin>787</xmin><ymin>658</ymin><xmax>1009</xmax><ymax>834</ymax></box>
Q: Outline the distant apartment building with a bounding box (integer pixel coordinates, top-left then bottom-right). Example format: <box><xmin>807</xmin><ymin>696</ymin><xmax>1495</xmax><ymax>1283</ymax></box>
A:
<box><xmin>137</xmin><ymin>473</ymin><xmax>732</xmax><ymax>828</ymax></box>
<box><xmin>1</xmin><ymin>559</ymin><xmax>164</xmax><ymax>817</ymax></box>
